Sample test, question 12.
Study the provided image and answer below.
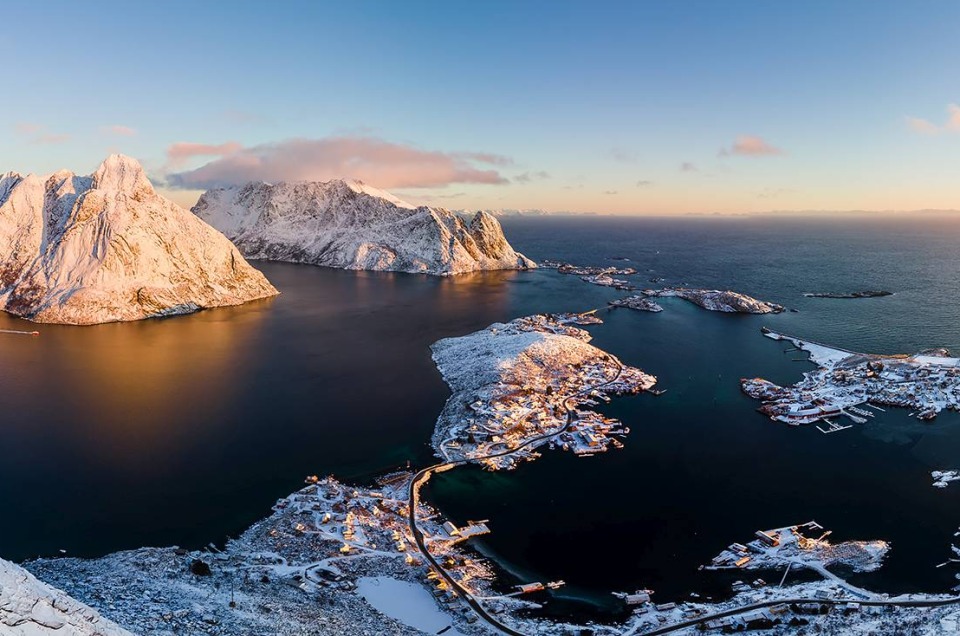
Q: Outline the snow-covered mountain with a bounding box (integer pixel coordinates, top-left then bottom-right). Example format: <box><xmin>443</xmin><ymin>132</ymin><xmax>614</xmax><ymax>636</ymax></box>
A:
<box><xmin>192</xmin><ymin>179</ymin><xmax>536</xmax><ymax>275</ymax></box>
<box><xmin>0</xmin><ymin>155</ymin><xmax>278</xmax><ymax>325</ymax></box>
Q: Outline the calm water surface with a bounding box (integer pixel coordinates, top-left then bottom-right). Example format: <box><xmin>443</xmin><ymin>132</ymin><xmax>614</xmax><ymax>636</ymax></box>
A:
<box><xmin>3</xmin><ymin>216</ymin><xmax>960</xmax><ymax>621</ymax></box>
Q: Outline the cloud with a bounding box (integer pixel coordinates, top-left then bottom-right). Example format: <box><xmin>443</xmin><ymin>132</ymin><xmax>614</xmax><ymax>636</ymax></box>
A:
<box><xmin>609</xmin><ymin>147</ymin><xmax>638</xmax><ymax>163</ymax></box>
<box><xmin>222</xmin><ymin>110</ymin><xmax>264</xmax><ymax>125</ymax></box>
<box><xmin>102</xmin><ymin>125</ymin><xmax>137</xmax><ymax>137</ymax></box>
<box><xmin>636</xmin><ymin>179</ymin><xmax>653</xmax><ymax>187</ymax></box>
<box><xmin>513</xmin><ymin>171</ymin><xmax>551</xmax><ymax>184</ymax></box>
<box><xmin>13</xmin><ymin>123</ymin><xmax>70</xmax><ymax>144</ymax></box>
<box><xmin>905</xmin><ymin>104</ymin><xmax>960</xmax><ymax>135</ymax></box>
<box><xmin>720</xmin><ymin>135</ymin><xmax>783</xmax><ymax>157</ymax></box>
<box><xmin>603</xmin><ymin>190</ymin><xmax>618</xmax><ymax>195</ymax></box>
<box><xmin>165</xmin><ymin>137</ymin><xmax>512</xmax><ymax>190</ymax></box>
<box><xmin>415</xmin><ymin>191</ymin><xmax>467</xmax><ymax>202</ymax></box>
<box><xmin>906</xmin><ymin>116</ymin><xmax>939</xmax><ymax>135</ymax></box>
<box><xmin>35</xmin><ymin>133</ymin><xmax>71</xmax><ymax>144</ymax></box>
<box><xmin>680</xmin><ymin>162</ymin><xmax>698</xmax><ymax>172</ymax></box>
<box><xmin>166</xmin><ymin>141</ymin><xmax>244</xmax><ymax>168</ymax></box>
<box><xmin>757</xmin><ymin>187</ymin><xmax>794</xmax><ymax>199</ymax></box>
<box><xmin>948</xmin><ymin>104</ymin><xmax>960</xmax><ymax>131</ymax></box>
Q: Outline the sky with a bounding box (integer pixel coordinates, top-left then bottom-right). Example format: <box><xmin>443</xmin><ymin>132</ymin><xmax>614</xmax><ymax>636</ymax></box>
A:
<box><xmin>1</xmin><ymin>0</ymin><xmax>959</xmax><ymax>214</ymax></box>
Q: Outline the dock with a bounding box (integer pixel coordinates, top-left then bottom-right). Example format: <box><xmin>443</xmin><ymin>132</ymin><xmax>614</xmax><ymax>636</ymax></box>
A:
<box><xmin>0</xmin><ymin>329</ymin><xmax>39</xmax><ymax>336</ymax></box>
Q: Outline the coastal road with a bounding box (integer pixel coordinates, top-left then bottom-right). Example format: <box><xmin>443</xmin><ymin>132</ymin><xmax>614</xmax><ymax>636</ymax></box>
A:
<box><xmin>406</xmin><ymin>357</ymin><xmax>627</xmax><ymax>636</ymax></box>
<box><xmin>637</xmin><ymin>592</ymin><xmax>960</xmax><ymax>636</ymax></box>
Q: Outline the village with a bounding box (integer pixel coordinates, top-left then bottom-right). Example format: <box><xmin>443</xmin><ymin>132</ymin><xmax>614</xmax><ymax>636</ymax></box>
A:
<box><xmin>430</xmin><ymin>313</ymin><xmax>657</xmax><ymax>470</ymax></box>
<box><xmin>742</xmin><ymin>328</ymin><xmax>960</xmax><ymax>428</ymax></box>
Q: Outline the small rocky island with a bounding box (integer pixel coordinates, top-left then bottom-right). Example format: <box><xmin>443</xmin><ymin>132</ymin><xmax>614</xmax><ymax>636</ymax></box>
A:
<box><xmin>803</xmin><ymin>291</ymin><xmax>892</xmax><ymax>299</ymax></box>
<box><xmin>541</xmin><ymin>261</ymin><xmax>639</xmax><ymax>290</ymax></box>
<box><xmin>0</xmin><ymin>155</ymin><xmax>277</xmax><ymax>325</ymax></box>
<box><xmin>644</xmin><ymin>288</ymin><xmax>785</xmax><ymax>314</ymax></box>
<box><xmin>193</xmin><ymin>180</ymin><xmax>535</xmax><ymax>275</ymax></box>
<box><xmin>609</xmin><ymin>295</ymin><xmax>664</xmax><ymax>312</ymax></box>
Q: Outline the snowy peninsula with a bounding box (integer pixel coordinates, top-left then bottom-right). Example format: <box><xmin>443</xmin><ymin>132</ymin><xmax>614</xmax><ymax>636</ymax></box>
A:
<box><xmin>430</xmin><ymin>313</ymin><xmax>656</xmax><ymax>469</ymax></box>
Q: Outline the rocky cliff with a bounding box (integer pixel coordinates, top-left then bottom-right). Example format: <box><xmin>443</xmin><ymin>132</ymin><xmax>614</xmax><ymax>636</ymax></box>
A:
<box><xmin>193</xmin><ymin>179</ymin><xmax>536</xmax><ymax>275</ymax></box>
<box><xmin>1</xmin><ymin>557</ymin><xmax>131</xmax><ymax>635</ymax></box>
<box><xmin>0</xmin><ymin>155</ymin><xmax>278</xmax><ymax>325</ymax></box>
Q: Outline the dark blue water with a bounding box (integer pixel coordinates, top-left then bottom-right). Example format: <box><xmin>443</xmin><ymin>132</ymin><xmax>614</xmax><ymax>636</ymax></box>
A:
<box><xmin>2</xmin><ymin>215</ymin><xmax>960</xmax><ymax>621</ymax></box>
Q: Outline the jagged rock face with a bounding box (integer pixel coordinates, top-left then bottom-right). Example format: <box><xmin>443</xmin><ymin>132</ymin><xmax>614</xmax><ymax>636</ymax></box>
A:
<box><xmin>0</xmin><ymin>557</ymin><xmax>131</xmax><ymax>635</ymax></box>
<box><xmin>193</xmin><ymin>180</ymin><xmax>537</xmax><ymax>275</ymax></box>
<box><xmin>0</xmin><ymin>155</ymin><xmax>278</xmax><ymax>325</ymax></box>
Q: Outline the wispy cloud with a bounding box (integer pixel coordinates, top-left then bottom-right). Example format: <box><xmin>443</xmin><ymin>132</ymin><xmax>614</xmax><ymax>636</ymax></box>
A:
<box><xmin>609</xmin><ymin>147</ymin><xmax>638</xmax><ymax>163</ymax></box>
<box><xmin>222</xmin><ymin>110</ymin><xmax>264</xmax><ymax>125</ymax></box>
<box><xmin>35</xmin><ymin>133</ymin><xmax>71</xmax><ymax>145</ymax></box>
<box><xmin>603</xmin><ymin>190</ymin><xmax>618</xmax><ymax>195</ymax></box>
<box><xmin>905</xmin><ymin>104</ymin><xmax>960</xmax><ymax>135</ymax></box>
<box><xmin>906</xmin><ymin>116</ymin><xmax>940</xmax><ymax>135</ymax></box>
<box><xmin>102</xmin><ymin>124</ymin><xmax>137</xmax><ymax>137</ymax></box>
<box><xmin>514</xmin><ymin>171</ymin><xmax>551</xmax><ymax>184</ymax></box>
<box><xmin>719</xmin><ymin>135</ymin><xmax>783</xmax><ymax>157</ymax></box>
<box><xmin>636</xmin><ymin>179</ymin><xmax>653</xmax><ymax>187</ymax></box>
<box><xmin>757</xmin><ymin>187</ymin><xmax>794</xmax><ymax>199</ymax></box>
<box><xmin>166</xmin><ymin>141</ymin><xmax>244</xmax><ymax>168</ymax></box>
<box><xmin>165</xmin><ymin>136</ymin><xmax>512</xmax><ymax>190</ymax></box>
<box><xmin>680</xmin><ymin>162</ymin><xmax>698</xmax><ymax>172</ymax></box>
<box><xmin>14</xmin><ymin>123</ymin><xmax>70</xmax><ymax>144</ymax></box>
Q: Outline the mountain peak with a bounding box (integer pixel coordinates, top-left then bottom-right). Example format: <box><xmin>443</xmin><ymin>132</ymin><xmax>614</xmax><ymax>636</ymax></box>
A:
<box><xmin>91</xmin><ymin>154</ymin><xmax>153</xmax><ymax>195</ymax></box>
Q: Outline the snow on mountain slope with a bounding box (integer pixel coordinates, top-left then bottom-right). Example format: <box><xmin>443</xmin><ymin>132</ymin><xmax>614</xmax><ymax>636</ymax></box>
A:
<box><xmin>193</xmin><ymin>179</ymin><xmax>536</xmax><ymax>275</ymax></box>
<box><xmin>1</xmin><ymin>557</ymin><xmax>131</xmax><ymax>635</ymax></box>
<box><xmin>0</xmin><ymin>155</ymin><xmax>278</xmax><ymax>325</ymax></box>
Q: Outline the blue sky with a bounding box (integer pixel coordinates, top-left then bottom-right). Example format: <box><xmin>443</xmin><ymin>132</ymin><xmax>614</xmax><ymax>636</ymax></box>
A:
<box><xmin>1</xmin><ymin>1</ymin><xmax>959</xmax><ymax>213</ymax></box>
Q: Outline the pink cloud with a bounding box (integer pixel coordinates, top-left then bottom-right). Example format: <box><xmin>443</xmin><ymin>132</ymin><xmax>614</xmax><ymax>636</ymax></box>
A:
<box><xmin>947</xmin><ymin>104</ymin><xmax>960</xmax><ymax>131</ymax></box>
<box><xmin>721</xmin><ymin>135</ymin><xmax>783</xmax><ymax>157</ymax></box>
<box><xmin>906</xmin><ymin>116</ymin><xmax>940</xmax><ymax>135</ymax></box>
<box><xmin>35</xmin><ymin>133</ymin><xmax>70</xmax><ymax>144</ymax></box>
<box><xmin>14</xmin><ymin>122</ymin><xmax>42</xmax><ymax>134</ymax></box>
<box><xmin>14</xmin><ymin>123</ymin><xmax>70</xmax><ymax>144</ymax></box>
<box><xmin>166</xmin><ymin>141</ymin><xmax>244</xmax><ymax>168</ymax></box>
<box><xmin>103</xmin><ymin>124</ymin><xmax>137</xmax><ymax>136</ymax></box>
<box><xmin>905</xmin><ymin>104</ymin><xmax>960</xmax><ymax>135</ymax></box>
<box><xmin>165</xmin><ymin>137</ymin><xmax>511</xmax><ymax>190</ymax></box>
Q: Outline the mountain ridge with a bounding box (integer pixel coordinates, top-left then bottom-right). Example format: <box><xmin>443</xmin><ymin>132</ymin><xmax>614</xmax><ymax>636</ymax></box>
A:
<box><xmin>193</xmin><ymin>178</ymin><xmax>536</xmax><ymax>275</ymax></box>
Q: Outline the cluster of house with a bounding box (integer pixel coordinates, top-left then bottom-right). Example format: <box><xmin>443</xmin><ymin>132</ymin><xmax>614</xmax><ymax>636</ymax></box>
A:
<box><xmin>452</xmin><ymin>357</ymin><xmax>647</xmax><ymax>470</ymax></box>
<box><xmin>705</xmin><ymin>521</ymin><xmax>888</xmax><ymax>578</ymax></box>
<box><xmin>283</xmin><ymin>474</ymin><xmax>495</xmax><ymax>603</ymax></box>
<box><xmin>742</xmin><ymin>337</ymin><xmax>960</xmax><ymax>424</ymax></box>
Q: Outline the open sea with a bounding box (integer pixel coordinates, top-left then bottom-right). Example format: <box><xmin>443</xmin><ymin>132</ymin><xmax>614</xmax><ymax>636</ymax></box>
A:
<box><xmin>3</xmin><ymin>215</ymin><xmax>960</xmax><ymax>622</ymax></box>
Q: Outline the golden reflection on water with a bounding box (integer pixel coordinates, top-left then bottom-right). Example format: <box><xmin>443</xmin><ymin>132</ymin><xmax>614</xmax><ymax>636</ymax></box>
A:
<box><xmin>0</xmin><ymin>297</ymin><xmax>275</xmax><ymax>469</ymax></box>
<box><xmin>0</xmin><ymin>265</ymin><xmax>521</xmax><ymax>475</ymax></box>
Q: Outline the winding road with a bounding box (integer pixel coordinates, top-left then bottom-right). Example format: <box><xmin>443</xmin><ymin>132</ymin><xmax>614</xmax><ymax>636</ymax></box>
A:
<box><xmin>406</xmin><ymin>358</ymin><xmax>626</xmax><ymax>636</ymax></box>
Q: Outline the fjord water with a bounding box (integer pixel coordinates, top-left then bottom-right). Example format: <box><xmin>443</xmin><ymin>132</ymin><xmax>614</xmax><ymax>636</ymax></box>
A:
<box><xmin>3</xmin><ymin>216</ymin><xmax>960</xmax><ymax>619</ymax></box>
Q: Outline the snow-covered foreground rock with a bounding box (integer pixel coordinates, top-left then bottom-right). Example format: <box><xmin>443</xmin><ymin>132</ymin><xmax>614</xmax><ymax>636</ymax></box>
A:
<box><xmin>1</xmin><ymin>557</ymin><xmax>130</xmax><ymax>635</ymax></box>
<box><xmin>0</xmin><ymin>155</ymin><xmax>277</xmax><ymax>325</ymax></box>
<box><xmin>193</xmin><ymin>179</ymin><xmax>536</xmax><ymax>275</ymax></box>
